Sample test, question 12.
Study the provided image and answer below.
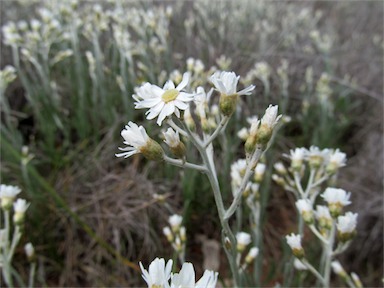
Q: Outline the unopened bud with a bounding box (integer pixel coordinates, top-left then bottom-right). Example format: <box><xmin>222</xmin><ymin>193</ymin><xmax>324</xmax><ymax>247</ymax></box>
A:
<box><xmin>219</xmin><ymin>93</ymin><xmax>238</xmax><ymax>116</ymax></box>
<box><xmin>140</xmin><ymin>139</ymin><xmax>164</xmax><ymax>161</ymax></box>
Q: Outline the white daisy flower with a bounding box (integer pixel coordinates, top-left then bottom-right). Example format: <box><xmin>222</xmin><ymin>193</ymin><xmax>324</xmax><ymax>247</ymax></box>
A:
<box><xmin>116</xmin><ymin>122</ymin><xmax>163</xmax><ymax>160</ymax></box>
<box><xmin>133</xmin><ymin>72</ymin><xmax>196</xmax><ymax>126</ymax></box>
<box><xmin>139</xmin><ymin>258</ymin><xmax>173</xmax><ymax>288</ymax></box>
<box><xmin>209</xmin><ymin>71</ymin><xmax>255</xmax><ymax>96</ymax></box>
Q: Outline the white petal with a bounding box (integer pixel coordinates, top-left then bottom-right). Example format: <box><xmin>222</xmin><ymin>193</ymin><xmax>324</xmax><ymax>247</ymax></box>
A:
<box><xmin>238</xmin><ymin>85</ymin><xmax>255</xmax><ymax>96</ymax></box>
<box><xmin>163</xmin><ymin>80</ymin><xmax>175</xmax><ymax>90</ymax></box>
<box><xmin>146</xmin><ymin>102</ymin><xmax>165</xmax><ymax>120</ymax></box>
<box><xmin>176</xmin><ymin>72</ymin><xmax>190</xmax><ymax>91</ymax></box>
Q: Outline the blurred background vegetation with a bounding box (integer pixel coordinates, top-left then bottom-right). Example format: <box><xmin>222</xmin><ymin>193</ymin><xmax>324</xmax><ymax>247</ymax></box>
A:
<box><xmin>0</xmin><ymin>0</ymin><xmax>382</xmax><ymax>286</ymax></box>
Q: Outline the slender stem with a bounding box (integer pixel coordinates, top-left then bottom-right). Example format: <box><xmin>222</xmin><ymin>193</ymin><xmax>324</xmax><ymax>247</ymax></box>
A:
<box><xmin>293</xmin><ymin>172</ymin><xmax>305</xmax><ymax>197</ymax></box>
<box><xmin>309</xmin><ymin>225</ymin><xmax>329</xmax><ymax>245</ymax></box>
<box><xmin>311</xmin><ymin>175</ymin><xmax>329</xmax><ymax>188</ymax></box>
<box><xmin>323</xmin><ymin>222</ymin><xmax>336</xmax><ymax>287</ymax></box>
<box><xmin>8</xmin><ymin>226</ymin><xmax>22</xmax><ymax>263</ymax></box>
<box><xmin>167</xmin><ymin>119</ymin><xmax>188</xmax><ymax>137</ymax></box>
<box><xmin>302</xmin><ymin>259</ymin><xmax>326</xmax><ymax>285</ymax></box>
<box><xmin>203</xmin><ymin>116</ymin><xmax>229</xmax><ymax>148</ymax></box>
<box><xmin>304</xmin><ymin>168</ymin><xmax>316</xmax><ymax>198</ymax></box>
<box><xmin>163</xmin><ymin>155</ymin><xmax>207</xmax><ymax>173</ymax></box>
<box><xmin>225</xmin><ymin>147</ymin><xmax>263</xmax><ymax>220</ymax></box>
<box><xmin>4</xmin><ymin>210</ymin><xmax>10</xmax><ymax>249</ymax></box>
<box><xmin>28</xmin><ymin>262</ymin><xmax>36</xmax><ymax>288</ymax></box>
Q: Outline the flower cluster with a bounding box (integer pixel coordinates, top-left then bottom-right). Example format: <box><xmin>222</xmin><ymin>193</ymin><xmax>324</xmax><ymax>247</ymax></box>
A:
<box><xmin>163</xmin><ymin>214</ymin><xmax>187</xmax><ymax>260</ymax></box>
<box><xmin>139</xmin><ymin>258</ymin><xmax>218</xmax><ymax>288</ymax></box>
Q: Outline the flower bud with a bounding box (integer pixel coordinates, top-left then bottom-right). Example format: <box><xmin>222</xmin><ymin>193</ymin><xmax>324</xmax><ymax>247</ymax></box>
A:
<box><xmin>331</xmin><ymin>261</ymin><xmax>347</xmax><ymax>278</ymax></box>
<box><xmin>295</xmin><ymin>199</ymin><xmax>314</xmax><ymax>224</ymax></box>
<box><xmin>245</xmin><ymin>247</ymin><xmax>259</xmax><ymax>264</ymax></box>
<box><xmin>219</xmin><ymin>93</ymin><xmax>238</xmax><ymax>116</ymax></box>
<box><xmin>286</xmin><ymin>233</ymin><xmax>304</xmax><ymax>259</ymax></box>
<box><xmin>236</xmin><ymin>232</ymin><xmax>251</xmax><ymax>253</ymax></box>
<box><xmin>140</xmin><ymin>139</ymin><xmax>164</xmax><ymax>161</ymax></box>
<box><xmin>24</xmin><ymin>242</ymin><xmax>36</xmax><ymax>262</ymax></box>
<box><xmin>163</xmin><ymin>226</ymin><xmax>174</xmax><ymax>243</ymax></box>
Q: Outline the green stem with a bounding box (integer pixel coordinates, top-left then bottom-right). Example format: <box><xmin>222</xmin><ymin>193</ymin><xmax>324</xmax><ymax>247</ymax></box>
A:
<box><xmin>323</xmin><ymin>222</ymin><xmax>336</xmax><ymax>287</ymax></box>
<box><xmin>302</xmin><ymin>259</ymin><xmax>326</xmax><ymax>285</ymax></box>
<box><xmin>28</xmin><ymin>262</ymin><xmax>36</xmax><ymax>288</ymax></box>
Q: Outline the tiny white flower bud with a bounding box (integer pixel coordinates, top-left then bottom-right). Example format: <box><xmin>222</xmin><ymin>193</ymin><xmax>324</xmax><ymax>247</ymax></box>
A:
<box><xmin>351</xmin><ymin>272</ymin><xmax>363</xmax><ymax>288</ymax></box>
<box><xmin>24</xmin><ymin>242</ymin><xmax>35</xmax><ymax>261</ymax></box>
<box><xmin>0</xmin><ymin>185</ymin><xmax>21</xmax><ymax>210</ymax></box>
<box><xmin>245</xmin><ymin>247</ymin><xmax>259</xmax><ymax>263</ymax></box>
<box><xmin>236</xmin><ymin>232</ymin><xmax>252</xmax><ymax>252</ymax></box>
<box><xmin>13</xmin><ymin>198</ymin><xmax>30</xmax><ymax>225</ymax></box>
<box><xmin>295</xmin><ymin>199</ymin><xmax>314</xmax><ymax>224</ymax></box>
<box><xmin>163</xmin><ymin>226</ymin><xmax>173</xmax><ymax>243</ymax></box>
<box><xmin>321</xmin><ymin>187</ymin><xmax>351</xmax><ymax>217</ymax></box>
<box><xmin>286</xmin><ymin>233</ymin><xmax>304</xmax><ymax>258</ymax></box>
<box><xmin>294</xmin><ymin>259</ymin><xmax>308</xmax><ymax>271</ymax></box>
<box><xmin>331</xmin><ymin>261</ymin><xmax>347</xmax><ymax>278</ymax></box>
<box><xmin>169</xmin><ymin>214</ymin><xmax>183</xmax><ymax>233</ymax></box>
<box><xmin>254</xmin><ymin>163</ymin><xmax>266</xmax><ymax>182</ymax></box>
<box><xmin>337</xmin><ymin>212</ymin><xmax>358</xmax><ymax>242</ymax></box>
<box><xmin>274</xmin><ymin>162</ymin><xmax>287</xmax><ymax>175</ymax></box>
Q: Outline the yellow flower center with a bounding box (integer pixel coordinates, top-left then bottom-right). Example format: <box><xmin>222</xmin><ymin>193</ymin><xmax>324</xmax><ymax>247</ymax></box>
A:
<box><xmin>162</xmin><ymin>89</ymin><xmax>179</xmax><ymax>103</ymax></box>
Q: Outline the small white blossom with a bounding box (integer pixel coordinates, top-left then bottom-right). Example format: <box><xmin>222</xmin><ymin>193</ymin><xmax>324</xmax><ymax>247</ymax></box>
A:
<box><xmin>295</xmin><ymin>199</ymin><xmax>312</xmax><ymax>213</ymax></box>
<box><xmin>231</xmin><ymin>159</ymin><xmax>247</xmax><ymax>188</ymax></box>
<box><xmin>329</xmin><ymin>149</ymin><xmax>347</xmax><ymax>167</ymax></box>
<box><xmin>115</xmin><ymin>122</ymin><xmax>149</xmax><ymax>158</ymax></box>
<box><xmin>245</xmin><ymin>247</ymin><xmax>259</xmax><ymax>263</ymax></box>
<box><xmin>13</xmin><ymin>198</ymin><xmax>30</xmax><ymax>213</ymax></box>
<box><xmin>163</xmin><ymin>128</ymin><xmax>181</xmax><ymax>148</ymax></box>
<box><xmin>0</xmin><ymin>184</ymin><xmax>21</xmax><ymax>199</ymax></box>
<box><xmin>254</xmin><ymin>163</ymin><xmax>266</xmax><ymax>182</ymax></box>
<box><xmin>169</xmin><ymin>214</ymin><xmax>183</xmax><ymax>231</ymax></box>
<box><xmin>286</xmin><ymin>233</ymin><xmax>302</xmax><ymax>250</ymax></box>
<box><xmin>273</xmin><ymin>162</ymin><xmax>287</xmax><ymax>175</ymax></box>
<box><xmin>24</xmin><ymin>242</ymin><xmax>35</xmax><ymax>259</ymax></box>
<box><xmin>139</xmin><ymin>258</ymin><xmax>173</xmax><ymax>288</ymax></box>
<box><xmin>236</xmin><ymin>232</ymin><xmax>252</xmax><ymax>252</ymax></box>
<box><xmin>133</xmin><ymin>73</ymin><xmax>196</xmax><ymax>125</ymax></box>
<box><xmin>315</xmin><ymin>205</ymin><xmax>332</xmax><ymax>220</ymax></box>
<box><xmin>209</xmin><ymin>71</ymin><xmax>255</xmax><ymax>96</ymax></box>
<box><xmin>337</xmin><ymin>212</ymin><xmax>358</xmax><ymax>234</ymax></box>
<box><xmin>321</xmin><ymin>188</ymin><xmax>351</xmax><ymax>207</ymax></box>
<box><xmin>260</xmin><ymin>105</ymin><xmax>282</xmax><ymax>129</ymax></box>
<box><xmin>331</xmin><ymin>260</ymin><xmax>346</xmax><ymax>276</ymax></box>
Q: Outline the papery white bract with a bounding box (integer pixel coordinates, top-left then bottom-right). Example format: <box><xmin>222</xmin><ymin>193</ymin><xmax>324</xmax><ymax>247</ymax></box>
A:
<box><xmin>139</xmin><ymin>258</ymin><xmax>173</xmax><ymax>288</ymax></box>
<box><xmin>209</xmin><ymin>71</ymin><xmax>254</xmax><ymax>96</ymax></box>
<box><xmin>133</xmin><ymin>72</ymin><xmax>196</xmax><ymax>126</ymax></box>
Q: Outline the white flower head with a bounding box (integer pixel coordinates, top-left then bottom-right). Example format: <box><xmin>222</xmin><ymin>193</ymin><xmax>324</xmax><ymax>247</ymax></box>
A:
<box><xmin>169</xmin><ymin>214</ymin><xmax>183</xmax><ymax>232</ymax></box>
<box><xmin>163</xmin><ymin>128</ymin><xmax>181</xmax><ymax>148</ymax></box>
<box><xmin>116</xmin><ymin>122</ymin><xmax>163</xmax><ymax>161</ymax></box>
<box><xmin>24</xmin><ymin>242</ymin><xmax>35</xmax><ymax>259</ymax></box>
<box><xmin>296</xmin><ymin>199</ymin><xmax>314</xmax><ymax>223</ymax></box>
<box><xmin>315</xmin><ymin>205</ymin><xmax>333</xmax><ymax>228</ymax></box>
<box><xmin>139</xmin><ymin>257</ymin><xmax>173</xmax><ymax>288</ymax></box>
<box><xmin>327</xmin><ymin>149</ymin><xmax>347</xmax><ymax>173</ymax></box>
<box><xmin>237</xmin><ymin>127</ymin><xmax>249</xmax><ymax>141</ymax></box>
<box><xmin>273</xmin><ymin>162</ymin><xmax>287</xmax><ymax>175</ymax></box>
<box><xmin>0</xmin><ymin>184</ymin><xmax>21</xmax><ymax>209</ymax></box>
<box><xmin>286</xmin><ymin>233</ymin><xmax>304</xmax><ymax>258</ymax></box>
<box><xmin>321</xmin><ymin>187</ymin><xmax>351</xmax><ymax>207</ymax></box>
<box><xmin>254</xmin><ymin>163</ymin><xmax>266</xmax><ymax>182</ymax></box>
<box><xmin>231</xmin><ymin>159</ymin><xmax>247</xmax><ymax>188</ymax></box>
<box><xmin>236</xmin><ymin>231</ymin><xmax>252</xmax><ymax>252</ymax></box>
<box><xmin>260</xmin><ymin>105</ymin><xmax>282</xmax><ymax>129</ymax></box>
<box><xmin>286</xmin><ymin>233</ymin><xmax>302</xmax><ymax>250</ymax></box>
<box><xmin>0</xmin><ymin>184</ymin><xmax>21</xmax><ymax>199</ymax></box>
<box><xmin>13</xmin><ymin>198</ymin><xmax>30</xmax><ymax>213</ymax></box>
<box><xmin>337</xmin><ymin>212</ymin><xmax>358</xmax><ymax>234</ymax></box>
<box><xmin>331</xmin><ymin>260</ymin><xmax>346</xmax><ymax>277</ymax></box>
<box><xmin>209</xmin><ymin>71</ymin><xmax>255</xmax><ymax>96</ymax></box>
<box><xmin>133</xmin><ymin>72</ymin><xmax>196</xmax><ymax>126</ymax></box>
<box><xmin>306</xmin><ymin>146</ymin><xmax>331</xmax><ymax>168</ymax></box>
<box><xmin>245</xmin><ymin>247</ymin><xmax>259</xmax><ymax>263</ymax></box>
